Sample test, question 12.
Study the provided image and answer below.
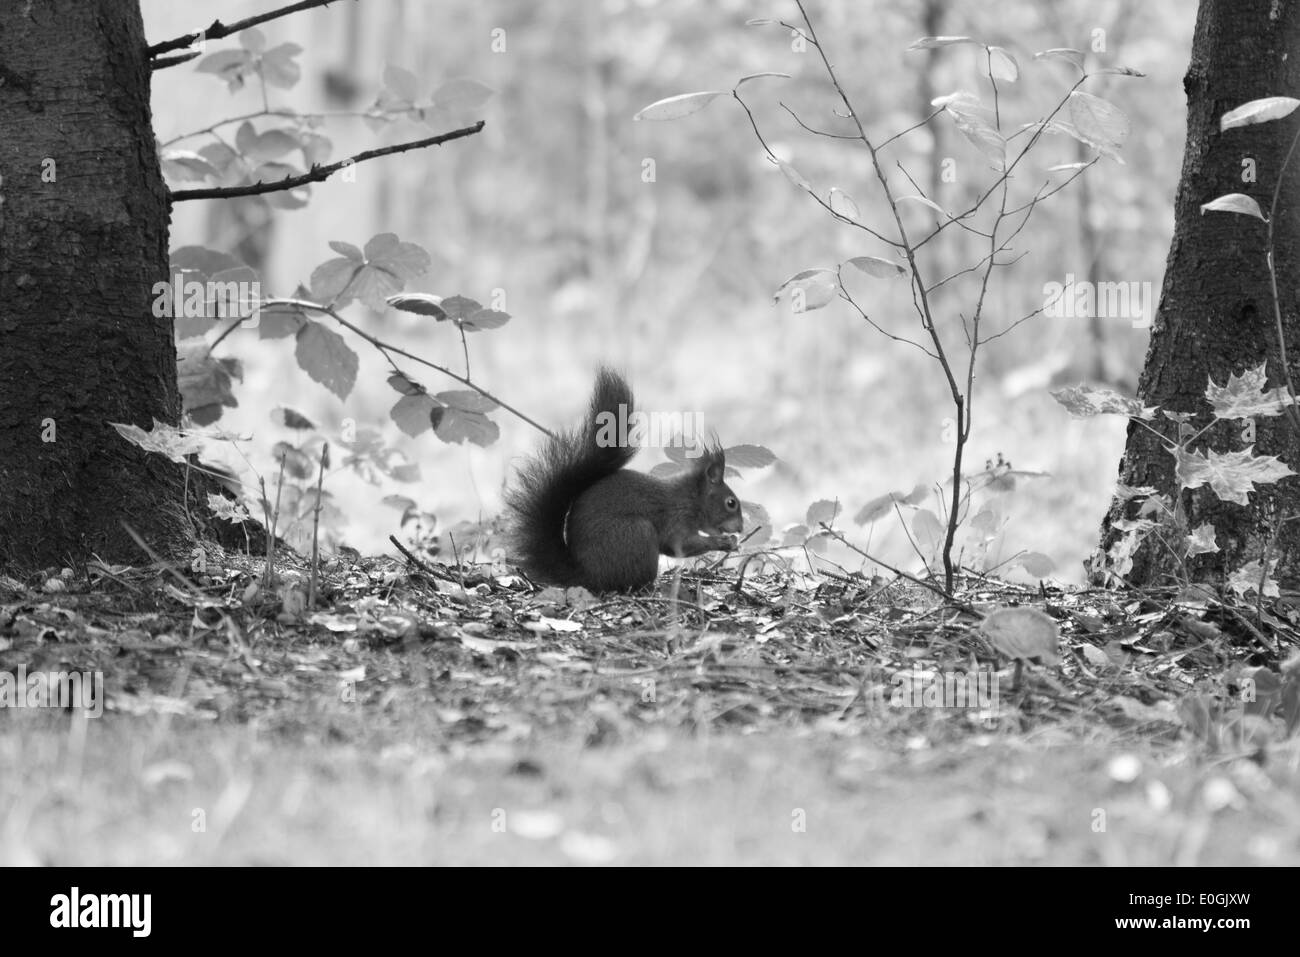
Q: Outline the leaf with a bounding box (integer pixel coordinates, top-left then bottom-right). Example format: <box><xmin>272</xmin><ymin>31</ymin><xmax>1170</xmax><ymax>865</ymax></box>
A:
<box><xmin>806</xmin><ymin>500</ymin><xmax>841</xmax><ymax>528</ymax></box>
<box><xmin>1050</xmin><ymin>384</ymin><xmax>1156</xmax><ymax>419</ymax></box>
<box><xmin>1221</xmin><ymin>97</ymin><xmax>1300</xmax><ymax>131</ymax></box>
<box><xmin>912</xmin><ymin>508</ymin><xmax>944</xmax><ymax>557</ymax></box>
<box><xmin>1012</xmin><ymin>552</ymin><xmax>1056</xmax><ymax>577</ymax></box>
<box><xmin>110</xmin><ymin>419</ymin><xmax>205</xmax><ymax>463</ymax></box>
<box><xmin>295</xmin><ymin>321</ymin><xmax>359</xmax><ymax>399</ymax></box>
<box><xmin>782</xmin><ymin>525</ymin><xmax>810</xmax><ymax>547</ymax></box>
<box><xmin>1094</xmin><ymin>65</ymin><xmax>1146</xmax><ymax>77</ymax></box>
<box><xmin>979</xmin><ymin>607</ymin><xmax>1060</xmax><ymax>664</ymax></box>
<box><xmin>854</xmin><ymin>484</ymin><xmax>929</xmax><ymax>524</ymax></box>
<box><xmin>1046</xmin><ymin>162</ymin><xmax>1090</xmax><ymax>172</ymax></box>
<box><xmin>435</xmin><ymin>390</ymin><xmax>498</xmax><ymax>413</ymax></box>
<box><xmin>433</xmin><ymin>407</ymin><xmax>499</xmax><ymax>447</ymax></box>
<box><xmin>1206</xmin><ymin>363</ymin><xmax>1298</xmax><ymax>419</ymax></box>
<box><xmin>776</xmin><ymin>158</ymin><xmax>811</xmax><ymax>191</ymax></box>
<box><xmin>433</xmin><ymin>77</ymin><xmax>495</xmax><ymax>112</ymax></box>
<box><xmin>260</xmin><ymin>43</ymin><xmax>303</xmax><ymax>89</ymax></box>
<box><xmin>741</xmin><ymin>502</ymin><xmax>772</xmax><ymax>546</ymax></box>
<box><xmin>773</xmin><ymin>267</ymin><xmax>838</xmax><ymax>313</ymax></box>
<box><xmin>735</xmin><ymin>71</ymin><xmax>791</xmax><ymax>88</ymax></box>
<box><xmin>1200</xmin><ymin>193</ymin><xmax>1265</xmax><ymax>220</ymax></box>
<box><xmin>1033</xmin><ymin>48</ymin><xmax>1085</xmax><ymax>69</ymax></box>
<box><xmin>329</xmin><ymin>241</ymin><xmax>364</xmax><ymax>261</ymax></box>
<box><xmin>907</xmin><ymin>36</ymin><xmax>978</xmax><ymax>50</ymax></box>
<box><xmin>828</xmin><ymin>187</ymin><xmax>860</xmax><ymax>221</ymax></box>
<box><xmin>987</xmin><ymin>46</ymin><xmax>1019</xmax><ymax>82</ymax></box>
<box><xmin>383</xmin><ymin>64</ymin><xmax>420</xmax><ymax>104</ymax></box>
<box><xmin>1173</xmin><ymin>446</ymin><xmax>1296</xmax><ymax>505</ymax></box>
<box><xmin>724</xmin><ymin>444</ymin><xmax>777</xmax><ymax>468</ymax></box>
<box><xmin>933</xmin><ymin>90</ymin><xmax>1005</xmax><ymax>169</ymax></box>
<box><xmin>897</xmin><ymin>194</ymin><xmax>946</xmax><ymax>215</ymax></box>
<box><xmin>1185</xmin><ymin>524</ymin><xmax>1219</xmax><ymax>557</ymax></box>
<box><xmin>240</xmin><ymin>28</ymin><xmax>266</xmax><ymax>52</ymax></box>
<box><xmin>386</xmin><ymin>293</ymin><xmax>447</xmax><ymax>320</ymax></box>
<box><xmin>1227</xmin><ymin>559</ymin><xmax>1280</xmax><ymax>598</ymax></box>
<box><xmin>177</xmin><ymin>346</ymin><xmax>241</xmax><ymax>425</ymax></box>
<box><xmin>390</xmin><ymin>393</ymin><xmax>438</xmax><ymax>437</ymax></box>
<box><xmin>196</xmin><ymin>49</ymin><xmax>255</xmax><ymax>91</ymax></box>
<box><xmin>1066</xmin><ymin>91</ymin><xmax>1130</xmax><ymax>157</ymax></box>
<box><xmin>844</xmin><ymin>255</ymin><xmax>906</xmax><ymax>278</ymax></box>
<box><xmin>633</xmin><ymin>91</ymin><xmax>727</xmax><ymax>121</ymax></box>
<box><xmin>461</xmin><ymin>308</ymin><xmax>511</xmax><ymax>332</ymax></box>
<box><xmin>271</xmin><ymin>407</ymin><xmax>316</xmax><ymax>431</ymax></box>
<box><xmin>160</xmin><ymin>150</ymin><xmax>219</xmax><ymax>183</ymax></box>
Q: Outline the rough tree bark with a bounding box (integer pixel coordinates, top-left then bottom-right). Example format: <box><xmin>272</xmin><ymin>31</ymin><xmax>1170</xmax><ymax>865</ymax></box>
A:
<box><xmin>0</xmin><ymin>0</ymin><xmax>185</xmax><ymax>569</ymax></box>
<box><xmin>1098</xmin><ymin>0</ymin><xmax>1300</xmax><ymax>588</ymax></box>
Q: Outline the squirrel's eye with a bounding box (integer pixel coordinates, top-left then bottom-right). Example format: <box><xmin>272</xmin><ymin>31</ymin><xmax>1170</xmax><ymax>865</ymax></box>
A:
<box><xmin>726</xmin><ymin>496</ymin><xmax>738</xmax><ymax>510</ymax></box>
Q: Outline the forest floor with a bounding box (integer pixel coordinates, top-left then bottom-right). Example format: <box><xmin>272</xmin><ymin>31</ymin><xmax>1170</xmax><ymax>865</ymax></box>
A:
<box><xmin>2</xmin><ymin>550</ymin><xmax>1299</xmax><ymax>866</ymax></box>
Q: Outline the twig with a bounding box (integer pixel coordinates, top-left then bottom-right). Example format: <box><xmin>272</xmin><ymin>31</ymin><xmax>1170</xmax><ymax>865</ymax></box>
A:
<box><xmin>171</xmin><ymin>123</ymin><xmax>485</xmax><ymax>202</ymax></box>
<box><xmin>148</xmin><ymin>0</ymin><xmax>352</xmax><ymax>57</ymax></box>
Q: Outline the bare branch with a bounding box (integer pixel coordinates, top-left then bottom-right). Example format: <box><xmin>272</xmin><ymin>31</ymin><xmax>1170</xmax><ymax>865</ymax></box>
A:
<box><xmin>149</xmin><ymin>0</ymin><xmax>354</xmax><ymax>58</ymax></box>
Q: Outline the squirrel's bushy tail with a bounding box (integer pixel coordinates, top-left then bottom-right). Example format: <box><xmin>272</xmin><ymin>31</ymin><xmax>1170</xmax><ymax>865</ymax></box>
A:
<box><xmin>506</xmin><ymin>367</ymin><xmax>636</xmax><ymax>586</ymax></box>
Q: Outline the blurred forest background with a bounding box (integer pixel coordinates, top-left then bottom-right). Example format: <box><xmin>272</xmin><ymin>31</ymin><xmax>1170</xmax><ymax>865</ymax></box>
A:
<box><xmin>142</xmin><ymin>0</ymin><xmax>1193</xmax><ymax>582</ymax></box>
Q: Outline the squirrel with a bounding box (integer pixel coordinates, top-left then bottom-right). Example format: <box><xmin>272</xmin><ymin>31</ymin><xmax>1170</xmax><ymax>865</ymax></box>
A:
<box><xmin>506</xmin><ymin>368</ymin><xmax>744</xmax><ymax>592</ymax></box>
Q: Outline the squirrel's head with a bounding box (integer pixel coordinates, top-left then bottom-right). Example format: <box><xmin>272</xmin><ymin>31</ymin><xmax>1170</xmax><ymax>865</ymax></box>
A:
<box><xmin>694</xmin><ymin>444</ymin><xmax>744</xmax><ymax>536</ymax></box>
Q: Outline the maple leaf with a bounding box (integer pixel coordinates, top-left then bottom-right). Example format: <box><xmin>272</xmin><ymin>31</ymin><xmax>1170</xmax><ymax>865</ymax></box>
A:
<box><xmin>1206</xmin><ymin>363</ymin><xmax>1298</xmax><ymax>419</ymax></box>
<box><xmin>1228</xmin><ymin>559</ymin><xmax>1280</xmax><ymax>598</ymax></box>
<box><xmin>1185</xmin><ymin>523</ymin><xmax>1219</xmax><ymax>557</ymax></box>
<box><xmin>1050</xmin><ymin>385</ymin><xmax>1156</xmax><ymax>419</ymax></box>
<box><xmin>1173</xmin><ymin>445</ymin><xmax>1296</xmax><ymax>504</ymax></box>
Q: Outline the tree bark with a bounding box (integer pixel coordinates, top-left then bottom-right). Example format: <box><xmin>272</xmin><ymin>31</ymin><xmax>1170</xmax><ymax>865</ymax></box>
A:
<box><xmin>0</xmin><ymin>0</ymin><xmax>185</xmax><ymax>569</ymax></box>
<box><xmin>1098</xmin><ymin>0</ymin><xmax>1300</xmax><ymax>587</ymax></box>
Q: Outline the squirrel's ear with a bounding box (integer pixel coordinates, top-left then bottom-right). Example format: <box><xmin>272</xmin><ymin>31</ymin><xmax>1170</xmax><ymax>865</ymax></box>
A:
<box><xmin>700</xmin><ymin>445</ymin><xmax>726</xmax><ymax>485</ymax></box>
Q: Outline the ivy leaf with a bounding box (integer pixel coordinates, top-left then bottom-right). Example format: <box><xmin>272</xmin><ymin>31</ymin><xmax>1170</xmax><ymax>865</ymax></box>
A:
<box><xmin>160</xmin><ymin>149</ymin><xmax>219</xmax><ymax>183</ymax></box>
<box><xmin>1206</xmin><ymin>363</ymin><xmax>1298</xmax><ymax>419</ymax></box>
<box><xmin>1173</xmin><ymin>446</ymin><xmax>1296</xmax><ymax>505</ymax></box>
<box><xmin>1050</xmin><ymin>384</ymin><xmax>1156</xmax><ymax>419</ymax></box>
<box><xmin>295</xmin><ymin>320</ymin><xmax>359</xmax><ymax>399</ymax></box>
<box><xmin>387</xmin><ymin>293</ymin><xmax>448</xmax><ymax>320</ymax></box>
<box><xmin>1032</xmin><ymin>48</ymin><xmax>1085</xmax><ymax>69</ymax></box>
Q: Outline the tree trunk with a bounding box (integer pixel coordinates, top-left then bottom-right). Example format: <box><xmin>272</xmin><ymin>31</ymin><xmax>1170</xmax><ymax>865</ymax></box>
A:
<box><xmin>0</xmin><ymin>0</ymin><xmax>185</xmax><ymax>569</ymax></box>
<box><xmin>1098</xmin><ymin>0</ymin><xmax>1300</xmax><ymax>587</ymax></box>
